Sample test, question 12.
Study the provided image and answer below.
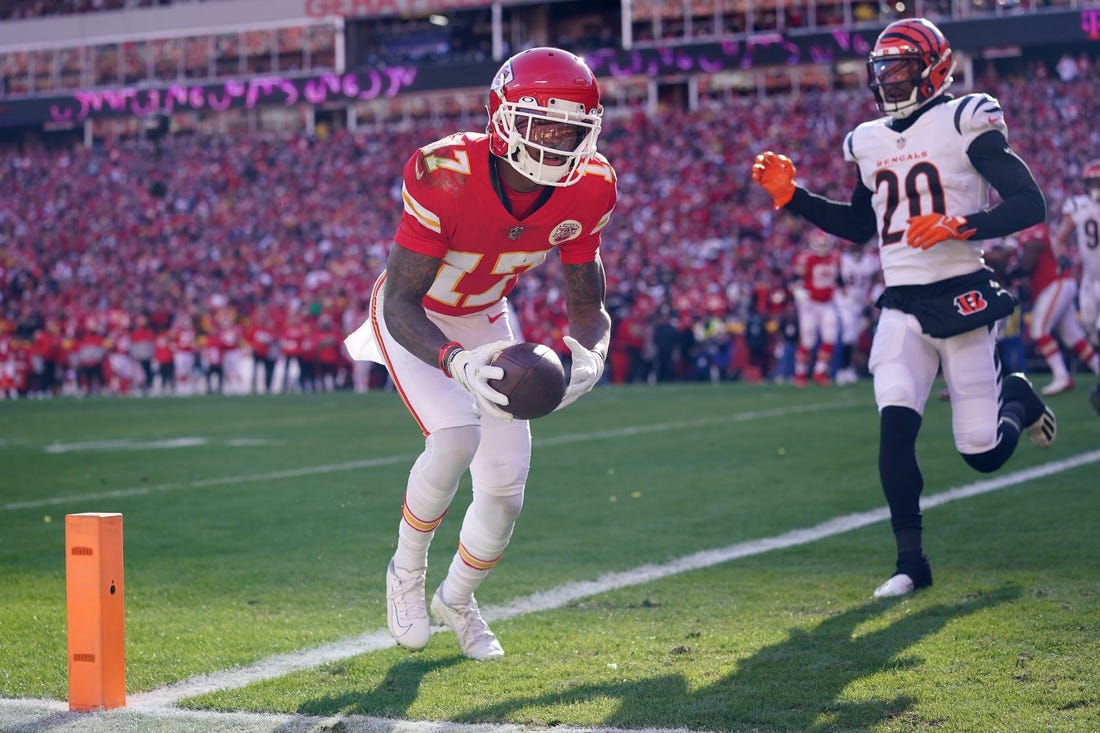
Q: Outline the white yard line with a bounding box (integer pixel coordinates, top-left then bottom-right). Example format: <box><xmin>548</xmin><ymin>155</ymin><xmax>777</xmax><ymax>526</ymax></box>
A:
<box><xmin>2</xmin><ymin>400</ymin><xmax>852</xmax><ymax>513</ymax></box>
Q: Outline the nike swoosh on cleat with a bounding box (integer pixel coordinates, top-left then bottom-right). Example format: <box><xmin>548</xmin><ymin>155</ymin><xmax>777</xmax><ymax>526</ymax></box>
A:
<box><xmin>390</xmin><ymin>601</ymin><xmax>413</xmax><ymax>634</ymax></box>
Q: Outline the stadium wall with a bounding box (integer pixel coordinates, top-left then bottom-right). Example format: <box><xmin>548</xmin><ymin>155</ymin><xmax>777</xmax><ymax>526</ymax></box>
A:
<box><xmin>0</xmin><ymin>7</ymin><xmax>1096</xmax><ymax>130</ymax></box>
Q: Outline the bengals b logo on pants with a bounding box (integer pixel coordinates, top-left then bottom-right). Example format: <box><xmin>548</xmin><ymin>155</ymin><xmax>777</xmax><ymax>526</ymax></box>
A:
<box><xmin>953</xmin><ymin>290</ymin><xmax>989</xmax><ymax>316</ymax></box>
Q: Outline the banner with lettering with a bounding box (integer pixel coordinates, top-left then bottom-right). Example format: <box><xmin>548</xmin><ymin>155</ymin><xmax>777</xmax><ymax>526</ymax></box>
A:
<box><xmin>1</xmin><ymin>9</ymin><xmax>1094</xmax><ymax>129</ymax></box>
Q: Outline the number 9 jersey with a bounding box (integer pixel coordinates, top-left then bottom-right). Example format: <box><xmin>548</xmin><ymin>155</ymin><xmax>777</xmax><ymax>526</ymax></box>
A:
<box><xmin>394</xmin><ymin>131</ymin><xmax>617</xmax><ymax>317</ymax></box>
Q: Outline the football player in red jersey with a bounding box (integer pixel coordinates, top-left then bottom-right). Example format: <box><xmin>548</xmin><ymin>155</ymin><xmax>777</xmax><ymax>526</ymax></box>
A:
<box><xmin>1010</xmin><ymin>222</ymin><xmax>1100</xmax><ymax>396</ymax></box>
<box><xmin>345</xmin><ymin>47</ymin><xmax>616</xmax><ymax>659</ymax></box>
<box><xmin>751</xmin><ymin>18</ymin><xmax>1055</xmax><ymax>599</ymax></box>
<box><xmin>790</xmin><ymin>231</ymin><xmax>841</xmax><ymax>387</ymax></box>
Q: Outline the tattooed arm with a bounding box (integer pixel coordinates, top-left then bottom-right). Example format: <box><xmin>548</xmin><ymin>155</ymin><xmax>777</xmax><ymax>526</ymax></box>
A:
<box><xmin>562</xmin><ymin>254</ymin><xmax>611</xmax><ymax>360</ymax></box>
<box><xmin>382</xmin><ymin>244</ymin><xmax>450</xmax><ymax>368</ymax></box>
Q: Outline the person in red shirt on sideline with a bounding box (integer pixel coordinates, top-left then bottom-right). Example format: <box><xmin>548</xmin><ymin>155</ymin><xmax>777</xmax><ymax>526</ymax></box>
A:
<box><xmin>314</xmin><ymin>314</ymin><xmax>343</xmax><ymax>392</ymax></box>
<box><xmin>172</xmin><ymin>315</ymin><xmax>198</xmax><ymax>395</ymax></box>
<box><xmin>27</xmin><ymin>324</ymin><xmax>58</xmax><ymax>397</ymax></box>
<box><xmin>199</xmin><ymin>326</ymin><xmax>225</xmax><ymax>394</ymax></box>
<box><xmin>129</xmin><ymin>314</ymin><xmax>157</xmax><ymax>395</ymax></box>
<box><xmin>214</xmin><ymin>311</ymin><xmax>245</xmax><ymax>395</ymax></box>
<box><xmin>76</xmin><ymin>323</ymin><xmax>108</xmax><ymax>396</ymax></box>
<box><xmin>1010</xmin><ymin>222</ymin><xmax>1100</xmax><ymax>395</ymax></box>
<box><xmin>279</xmin><ymin>310</ymin><xmax>306</xmax><ymax>393</ymax></box>
<box><xmin>153</xmin><ymin>328</ymin><xmax>175</xmax><ymax>395</ymax></box>
<box><xmin>790</xmin><ymin>231</ymin><xmax>841</xmax><ymax>386</ymax></box>
<box><xmin>0</xmin><ymin>325</ymin><xmax>20</xmax><ymax>398</ymax></box>
<box><xmin>245</xmin><ymin>308</ymin><xmax>279</xmax><ymax>394</ymax></box>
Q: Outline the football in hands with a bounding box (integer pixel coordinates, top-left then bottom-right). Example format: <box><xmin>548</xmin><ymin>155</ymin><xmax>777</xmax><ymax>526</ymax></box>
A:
<box><xmin>488</xmin><ymin>342</ymin><xmax>567</xmax><ymax>420</ymax></box>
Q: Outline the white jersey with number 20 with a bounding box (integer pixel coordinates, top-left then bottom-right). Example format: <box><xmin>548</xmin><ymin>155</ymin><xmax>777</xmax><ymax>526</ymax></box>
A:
<box><xmin>844</xmin><ymin>93</ymin><xmax>1008</xmax><ymax>288</ymax></box>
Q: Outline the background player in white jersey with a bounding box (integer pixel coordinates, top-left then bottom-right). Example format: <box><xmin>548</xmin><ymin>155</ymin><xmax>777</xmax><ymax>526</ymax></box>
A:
<box><xmin>1008</xmin><ymin>222</ymin><xmax>1099</xmax><ymax>396</ymax></box>
<box><xmin>344</xmin><ymin>47</ymin><xmax>616</xmax><ymax>659</ymax></box>
<box><xmin>751</xmin><ymin>17</ymin><xmax>1056</xmax><ymax>599</ymax></box>
<box><xmin>791</xmin><ymin>231</ymin><xmax>841</xmax><ymax>386</ymax></box>
<box><xmin>835</xmin><ymin>240</ymin><xmax>881</xmax><ymax>385</ymax></box>
<box><xmin>1053</xmin><ymin>158</ymin><xmax>1100</xmax><ymax>413</ymax></box>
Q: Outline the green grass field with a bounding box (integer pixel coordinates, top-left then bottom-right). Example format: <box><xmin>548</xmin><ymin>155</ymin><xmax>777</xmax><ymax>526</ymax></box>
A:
<box><xmin>1</xmin><ymin>381</ymin><xmax>1098</xmax><ymax>732</ymax></box>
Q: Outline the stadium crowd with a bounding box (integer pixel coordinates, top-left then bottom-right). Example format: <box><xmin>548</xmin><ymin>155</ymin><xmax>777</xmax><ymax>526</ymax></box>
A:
<box><xmin>0</xmin><ymin>0</ymin><xmax>218</xmax><ymax>21</ymax></box>
<box><xmin>1</xmin><ymin>57</ymin><xmax>1098</xmax><ymax>398</ymax></box>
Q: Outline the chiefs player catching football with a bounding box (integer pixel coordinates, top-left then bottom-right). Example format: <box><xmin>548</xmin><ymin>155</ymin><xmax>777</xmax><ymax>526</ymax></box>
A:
<box><xmin>345</xmin><ymin>47</ymin><xmax>615</xmax><ymax>659</ymax></box>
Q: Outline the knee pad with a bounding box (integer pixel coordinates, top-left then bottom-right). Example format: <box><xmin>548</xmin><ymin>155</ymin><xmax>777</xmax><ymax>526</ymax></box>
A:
<box><xmin>470</xmin><ymin>490</ymin><xmax>525</xmax><ymax>531</ymax></box>
<box><xmin>953</xmin><ymin>422</ymin><xmax>999</xmax><ymax>455</ymax></box>
<box><xmin>471</xmin><ymin>452</ymin><xmax>530</xmax><ymax>498</ymax></box>
<box><xmin>874</xmin><ymin>364</ymin><xmax>920</xmax><ymax>409</ymax></box>
<box><xmin>470</xmin><ymin>422</ymin><xmax>531</xmax><ymax>496</ymax></box>
<box><xmin>960</xmin><ymin>415</ymin><xmax>1020</xmax><ymax>474</ymax></box>
<box><xmin>415</xmin><ymin>425</ymin><xmax>481</xmax><ymax>492</ymax></box>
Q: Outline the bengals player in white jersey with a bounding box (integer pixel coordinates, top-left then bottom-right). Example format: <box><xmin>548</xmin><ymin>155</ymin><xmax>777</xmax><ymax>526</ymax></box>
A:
<box><xmin>752</xmin><ymin>18</ymin><xmax>1056</xmax><ymax>599</ymax></box>
<box><xmin>835</xmin><ymin>239</ymin><xmax>881</xmax><ymax>385</ymax></box>
<box><xmin>345</xmin><ymin>47</ymin><xmax>616</xmax><ymax>659</ymax></box>
<box><xmin>1053</xmin><ymin>159</ymin><xmax>1100</xmax><ymax>413</ymax></box>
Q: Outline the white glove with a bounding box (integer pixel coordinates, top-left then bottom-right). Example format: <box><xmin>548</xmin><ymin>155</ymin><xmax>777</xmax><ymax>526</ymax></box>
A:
<box><xmin>445</xmin><ymin>340</ymin><xmax>513</xmax><ymax>420</ymax></box>
<box><xmin>554</xmin><ymin>336</ymin><xmax>605</xmax><ymax>412</ymax></box>
<box><xmin>792</xmin><ymin>285</ymin><xmax>809</xmax><ymax>304</ymax></box>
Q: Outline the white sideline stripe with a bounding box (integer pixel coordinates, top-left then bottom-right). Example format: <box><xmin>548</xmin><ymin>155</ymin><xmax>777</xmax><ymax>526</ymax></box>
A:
<box><xmin>4</xmin><ymin>449</ymin><xmax>1098</xmax><ymax>733</ymax></box>
<box><xmin>127</xmin><ymin>448</ymin><xmax>1099</xmax><ymax>709</ymax></box>
<box><xmin>0</xmin><ymin>698</ymin><xmax>687</xmax><ymax>733</ymax></box>
<box><xmin>1</xmin><ymin>400</ymin><xmax>854</xmax><ymax>513</ymax></box>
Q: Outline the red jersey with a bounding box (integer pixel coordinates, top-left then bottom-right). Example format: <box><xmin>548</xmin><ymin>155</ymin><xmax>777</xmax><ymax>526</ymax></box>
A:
<box><xmin>394</xmin><ymin>132</ymin><xmax>617</xmax><ymax>316</ymax></box>
<box><xmin>154</xmin><ymin>333</ymin><xmax>174</xmax><ymax>365</ymax></box>
<box><xmin>246</xmin><ymin>322</ymin><xmax>277</xmax><ymax>359</ymax></box>
<box><xmin>1016</xmin><ymin>222</ymin><xmax>1065</xmax><ymax>295</ymax></box>
<box><xmin>793</xmin><ymin>250</ymin><xmax>841</xmax><ymax>303</ymax></box>
<box><xmin>130</xmin><ymin>325</ymin><xmax>156</xmax><ymax>361</ymax></box>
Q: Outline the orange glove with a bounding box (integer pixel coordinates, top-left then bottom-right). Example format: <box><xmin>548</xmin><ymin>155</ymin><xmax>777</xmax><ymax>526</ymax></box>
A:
<box><xmin>751</xmin><ymin>151</ymin><xmax>796</xmax><ymax>209</ymax></box>
<box><xmin>906</xmin><ymin>214</ymin><xmax>976</xmax><ymax>250</ymax></box>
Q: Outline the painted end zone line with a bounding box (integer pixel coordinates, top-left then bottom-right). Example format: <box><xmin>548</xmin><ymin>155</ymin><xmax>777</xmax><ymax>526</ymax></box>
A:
<box><xmin>125</xmin><ymin>449</ymin><xmax>1100</xmax><ymax>711</ymax></box>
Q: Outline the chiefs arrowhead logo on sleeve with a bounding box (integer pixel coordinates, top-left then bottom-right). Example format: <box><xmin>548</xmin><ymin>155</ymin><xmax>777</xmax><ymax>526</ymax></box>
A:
<box><xmin>549</xmin><ymin>220</ymin><xmax>583</xmax><ymax>245</ymax></box>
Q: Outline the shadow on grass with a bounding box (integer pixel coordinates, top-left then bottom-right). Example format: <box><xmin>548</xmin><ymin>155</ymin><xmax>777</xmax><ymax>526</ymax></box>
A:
<box><xmin>290</xmin><ymin>654</ymin><xmax>464</xmax><ymax>721</ymax></box>
<box><xmin>295</xmin><ymin>585</ymin><xmax>1019</xmax><ymax>732</ymax></box>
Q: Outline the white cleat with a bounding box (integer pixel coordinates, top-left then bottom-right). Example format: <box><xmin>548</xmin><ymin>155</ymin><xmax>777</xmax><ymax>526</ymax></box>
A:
<box><xmin>386</xmin><ymin>560</ymin><xmax>430</xmax><ymax>651</ymax></box>
<box><xmin>835</xmin><ymin>368</ymin><xmax>859</xmax><ymax>386</ymax></box>
<box><xmin>1026</xmin><ymin>405</ymin><xmax>1057</xmax><ymax>448</ymax></box>
<box><xmin>873</xmin><ymin>573</ymin><xmax>916</xmax><ymax>599</ymax></box>
<box><xmin>430</xmin><ymin>588</ymin><xmax>504</xmax><ymax>660</ymax></box>
<box><xmin>1040</xmin><ymin>375</ymin><xmax>1074</xmax><ymax>396</ymax></box>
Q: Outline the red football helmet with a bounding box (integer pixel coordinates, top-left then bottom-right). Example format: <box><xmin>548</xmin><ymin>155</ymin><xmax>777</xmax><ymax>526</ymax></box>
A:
<box><xmin>487</xmin><ymin>47</ymin><xmax>603</xmax><ymax>187</ymax></box>
<box><xmin>1083</xmin><ymin>158</ymin><xmax>1100</xmax><ymax>202</ymax></box>
<box><xmin>867</xmin><ymin>18</ymin><xmax>955</xmax><ymax>119</ymax></box>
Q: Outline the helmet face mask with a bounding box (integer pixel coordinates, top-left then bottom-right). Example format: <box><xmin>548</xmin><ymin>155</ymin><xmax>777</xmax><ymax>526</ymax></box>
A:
<box><xmin>870</xmin><ymin>56</ymin><xmax>922</xmax><ymax>105</ymax></box>
<box><xmin>1083</xmin><ymin>159</ymin><xmax>1100</xmax><ymax>203</ymax></box>
<box><xmin>867</xmin><ymin>18</ymin><xmax>955</xmax><ymax>119</ymax></box>
<box><xmin>487</xmin><ymin>47</ymin><xmax>602</xmax><ymax>187</ymax></box>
